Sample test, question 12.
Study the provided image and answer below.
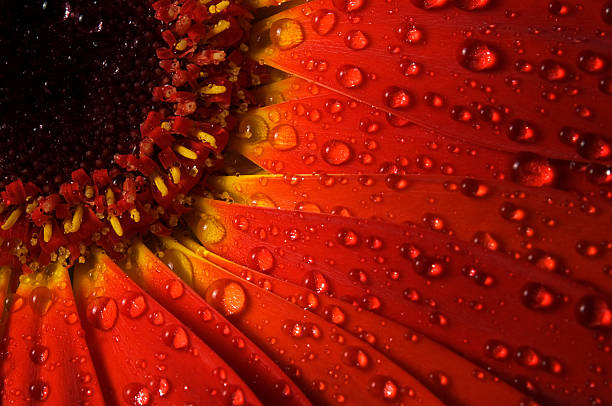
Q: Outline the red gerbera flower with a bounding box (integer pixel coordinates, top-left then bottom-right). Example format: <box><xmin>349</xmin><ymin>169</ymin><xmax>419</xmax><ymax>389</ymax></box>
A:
<box><xmin>0</xmin><ymin>0</ymin><xmax>610</xmax><ymax>405</ymax></box>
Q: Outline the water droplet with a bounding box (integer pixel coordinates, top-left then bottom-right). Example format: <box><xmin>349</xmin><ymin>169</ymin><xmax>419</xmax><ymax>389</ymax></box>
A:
<box><xmin>295</xmin><ymin>201</ymin><xmax>322</xmax><ymax>213</ymax></box>
<box><xmin>30</xmin><ymin>286</ymin><xmax>53</xmax><ymax>316</ymax></box>
<box><xmin>337</xmin><ymin>229</ymin><xmax>360</xmax><ymax>247</ymax></box>
<box><xmin>577</xmin><ymin>133</ymin><xmax>611</xmax><ymax>160</ymax></box>
<box><xmin>332</xmin><ymin>0</ymin><xmax>366</xmax><ymax>12</ymax></box>
<box><xmin>460</xmin><ymin>178</ymin><xmax>489</xmax><ymax>198</ymax></box>
<box><xmin>270</xmin><ymin>19</ymin><xmax>304</xmax><ymax>50</ymax></box>
<box><xmin>322</xmin><ymin>140</ymin><xmax>353</xmax><ymax>165</ymax></box>
<box><xmin>120</xmin><ymin>291</ymin><xmax>148</xmax><ymax>319</ymax></box>
<box><xmin>384</xmin><ymin>87</ymin><xmax>412</xmax><ymax>110</ymax></box>
<box><xmin>345</xmin><ymin>30</ymin><xmax>368</xmax><ymax>50</ymax></box>
<box><xmin>455</xmin><ymin>0</ymin><xmax>491</xmax><ymax>10</ymax></box>
<box><xmin>29</xmin><ymin>344</ymin><xmax>49</xmax><ymax>365</ymax></box>
<box><xmin>336</xmin><ymin>65</ymin><xmax>364</xmax><ymax>88</ymax></box>
<box><xmin>424</xmin><ymin>92</ymin><xmax>445</xmax><ymax>108</ymax></box>
<box><xmin>397</xmin><ymin>24</ymin><xmax>425</xmax><ymax>44</ymax></box>
<box><xmin>269</xmin><ymin>124</ymin><xmax>298</xmax><ymax>151</ymax></box>
<box><xmin>29</xmin><ymin>380</ymin><xmax>50</xmax><ymax>401</ymax></box>
<box><xmin>521</xmin><ymin>283</ymin><xmax>559</xmax><ymax>311</ymax></box>
<box><xmin>411</xmin><ymin>0</ymin><xmax>449</xmax><ymax>8</ymax></box>
<box><xmin>485</xmin><ymin>340</ymin><xmax>511</xmax><ymax>360</ymax></box>
<box><xmin>303</xmin><ymin>271</ymin><xmax>330</xmax><ymax>294</ymax></box>
<box><xmin>576</xmin><ymin>240</ymin><xmax>602</xmax><ymax>258</ymax></box>
<box><xmin>162</xmin><ymin>325</ymin><xmax>190</xmax><ymax>350</ymax></box>
<box><xmin>205</xmin><ymin>278</ymin><xmax>247</xmax><ymax>316</ymax></box>
<box><xmin>539</xmin><ymin>59</ymin><xmax>571</xmax><ymax>82</ymax></box>
<box><xmin>342</xmin><ymin>346</ymin><xmax>370</xmax><ymax>368</ymax></box>
<box><xmin>599</xmin><ymin>76</ymin><xmax>612</xmax><ymax>94</ymax></box>
<box><xmin>324</xmin><ymin>305</ymin><xmax>346</xmax><ymax>324</ymax></box>
<box><xmin>165</xmin><ymin>279</ymin><xmax>184</xmax><ymax>300</ymax></box>
<box><xmin>161</xmin><ymin>249</ymin><xmax>194</xmax><ymax>285</ymax></box>
<box><xmin>193</xmin><ymin>214</ymin><xmax>225</xmax><ymax>245</ymax></box>
<box><xmin>499</xmin><ymin>202</ymin><xmax>527</xmax><ymax>221</ymax></box>
<box><xmin>602</xmin><ymin>2</ymin><xmax>612</xmax><ymax>25</ymax></box>
<box><xmin>86</xmin><ymin>296</ymin><xmax>118</xmax><ymax>331</ymax></box>
<box><xmin>123</xmin><ymin>383</ymin><xmax>151</xmax><ymax>405</ymax></box>
<box><xmin>459</xmin><ymin>40</ymin><xmax>500</xmax><ymax>71</ymax></box>
<box><xmin>577</xmin><ymin>50</ymin><xmax>607</xmax><ymax>73</ymax></box>
<box><xmin>515</xmin><ymin>346</ymin><xmax>541</xmax><ymax>368</ymax></box>
<box><xmin>311</xmin><ymin>9</ymin><xmax>337</xmax><ymax>36</ymax></box>
<box><xmin>507</xmin><ymin>120</ymin><xmax>538</xmax><ymax>143</ymax></box>
<box><xmin>548</xmin><ymin>1</ymin><xmax>570</xmax><ymax>15</ymax></box>
<box><xmin>250</xmin><ymin>246</ymin><xmax>275</xmax><ymax>273</ymax></box>
<box><xmin>575</xmin><ymin>295</ymin><xmax>611</xmax><ymax>329</ymax></box>
<box><xmin>238</xmin><ymin>115</ymin><xmax>268</xmax><ymax>144</ymax></box>
<box><xmin>368</xmin><ymin>375</ymin><xmax>398</xmax><ymax>400</ymax></box>
<box><xmin>512</xmin><ymin>153</ymin><xmax>556</xmax><ymax>187</ymax></box>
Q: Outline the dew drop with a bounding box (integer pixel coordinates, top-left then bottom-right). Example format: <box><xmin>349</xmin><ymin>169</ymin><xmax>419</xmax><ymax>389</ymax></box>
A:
<box><xmin>270</xmin><ymin>124</ymin><xmax>298</xmax><ymax>151</ymax></box>
<box><xmin>575</xmin><ymin>295</ymin><xmax>612</xmax><ymax>329</ymax></box>
<box><xmin>337</xmin><ymin>229</ymin><xmax>360</xmax><ymax>247</ymax></box>
<box><xmin>485</xmin><ymin>340</ymin><xmax>511</xmax><ymax>360</ymax></box>
<box><xmin>237</xmin><ymin>115</ymin><xmax>268</xmax><ymax>144</ymax></box>
<box><xmin>303</xmin><ymin>271</ymin><xmax>330</xmax><ymax>294</ymax></box>
<box><xmin>332</xmin><ymin>0</ymin><xmax>366</xmax><ymax>12</ymax></box>
<box><xmin>577</xmin><ymin>50</ymin><xmax>607</xmax><ymax>73</ymax></box>
<box><xmin>250</xmin><ymin>246</ymin><xmax>275</xmax><ymax>273</ymax></box>
<box><xmin>460</xmin><ymin>178</ymin><xmax>489</xmax><ymax>198</ymax></box>
<box><xmin>368</xmin><ymin>375</ymin><xmax>398</xmax><ymax>400</ymax></box>
<box><xmin>342</xmin><ymin>346</ymin><xmax>370</xmax><ymax>368</ymax></box>
<box><xmin>548</xmin><ymin>1</ymin><xmax>570</xmax><ymax>15</ymax></box>
<box><xmin>205</xmin><ymin>278</ymin><xmax>247</xmax><ymax>316</ymax></box>
<box><xmin>270</xmin><ymin>19</ymin><xmax>304</xmax><ymax>50</ymax></box>
<box><xmin>29</xmin><ymin>344</ymin><xmax>49</xmax><ymax>365</ymax></box>
<box><xmin>30</xmin><ymin>286</ymin><xmax>53</xmax><ymax>316</ymax></box>
<box><xmin>455</xmin><ymin>0</ymin><xmax>492</xmax><ymax>10</ymax></box>
<box><xmin>602</xmin><ymin>2</ymin><xmax>612</xmax><ymax>25</ymax></box>
<box><xmin>411</xmin><ymin>0</ymin><xmax>449</xmax><ymax>8</ymax></box>
<box><xmin>86</xmin><ymin>296</ymin><xmax>118</xmax><ymax>331</ymax></box>
<box><xmin>459</xmin><ymin>40</ymin><xmax>499</xmax><ymax>71</ymax></box>
<box><xmin>539</xmin><ymin>59</ymin><xmax>571</xmax><ymax>82</ymax></box>
<box><xmin>322</xmin><ymin>140</ymin><xmax>353</xmax><ymax>165</ymax></box>
<box><xmin>119</xmin><ymin>291</ymin><xmax>148</xmax><ymax>319</ymax></box>
<box><xmin>161</xmin><ymin>325</ymin><xmax>190</xmax><ymax>350</ymax></box>
<box><xmin>345</xmin><ymin>30</ymin><xmax>368</xmax><ymax>50</ymax></box>
<box><xmin>336</xmin><ymin>65</ymin><xmax>364</xmax><ymax>88</ymax></box>
<box><xmin>123</xmin><ymin>382</ymin><xmax>151</xmax><ymax>406</ymax></box>
<box><xmin>311</xmin><ymin>9</ymin><xmax>337</xmax><ymax>36</ymax></box>
<box><xmin>29</xmin><ymin>380</ymin><xmax>50</xmax><ymax>401</ymax></box>
<box><xmin>515</xmin><ymin>346</ymin><xmax>541</xmax><ymax>368</ymax></box>
<box><xmin>577</xmin><ymin>133</ymin><xmax>611</xmax><ymax>160</ymax></box>
<box><xmin>507</xmin><ymin>120</ymin><xmax>538</xmax><ymax>143</ymax></box>
<box><xmin>165</xmin><ymin>279</ymin><xmax>184</xmax><ymax>300</ymax></box>
<box><xmin>599</xmin><ymin>76</ymin><xmax>612</xmax><ymax>94</ymax></box>
<box><xmin>521</xmin><ymin>283</ymin><xmax>559</xmax><ymax>311</ymax></box>
<box><xmin>512</xmin><ymin>153</ymin><xmax>556</xmax><ymax>187</ymax></box>
<box><xmin>383</xmin><ymin>87</ymin><xmax>412</xmax><ymax>110</ymax></box>
<box><xmin>192</xmin><ymin>214</ymin><xmax>226</xmax><ymax>245</ymax></box>
<box><xmin>324</xmin><ymin>305</ymin><xmax>346</xmax><ymax>324</ymax></box>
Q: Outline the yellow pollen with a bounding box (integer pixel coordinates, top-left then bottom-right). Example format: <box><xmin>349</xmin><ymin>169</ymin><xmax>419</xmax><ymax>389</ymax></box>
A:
<box><xmin>170</xmin><ymin>166</ymin><xmax>181</xmax><ymax>184</ymax></box>
<box><xmin>130</xmin><ymin>208</ymin><xmax>141</xmax><ymax>223</ymax></box>
<box><xmin>153</xmin><ymin>175</ymin><xmax>169</xmax><ymax>197</ymax></box>
<box><xmin>173</xmin><ymin>145</ymin><xmax>198</xmax><ymax>160</ymax></box>
<box><xmin>105</xmin><ymin>188</ymin><xmax>115</xmax><ymax>206</ymax></box>
<box><xmin>207</xmin><ymin>20</ymin><xmax>230</xmax><ymax>39</ymax></box>
<box><xmin>70</xmin><ymin>205</ymin><xmax>84</xmax><ymax>233</ymax></box>
<box><xmin>85</xmin><ymin>185</ymin><xmax>94</xmax><ymax>199</ymax></box>
<box><xmin>175</xmin><ymin>39</ymin><xmax>189</xmax><ymax>51</ymax></box>
<box><xmin>197</xmin><ymin>131</ymin><xmax>218</xmax><ymax>149</ymax></box>
<box><xmin>200</xmin><ymin>84</ymin><xmax>227</xmax><ymax>95</ymax></box>
<box><xmin>161</xmin><ymin>121</ymin><xmax>172</xmax><ymax>131</ymax></box>
<box><xmin>109</xmin><ymin>215</ymin><xmax>124</xmax><ymax>237</ymax></box>
<box><xmin>43</xmin><ymin>222</ymin><xmax>53</xmax><ymax>243</ymax></box>
<box><xmin>209</xmin><ymin>0</ymin><xmax>229</xmax><ymax>13</ymax></box>
<box><xmin>1</xmin><ymin>207</ymin><xmax>23</xmax><ymax>230</ymax></box>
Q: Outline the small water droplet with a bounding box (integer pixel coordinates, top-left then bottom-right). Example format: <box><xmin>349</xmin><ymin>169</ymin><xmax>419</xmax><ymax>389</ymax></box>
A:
<box><xmin>345</xmin><ymin>30</ymin><xmax>368</xmax><ymax>50</ymax></box>
<box><xmin>485</xmin><ymin>340</ymin><xmax>511</xmax><ymax>360</ymax></box>
<box><xmin>507</xmin><ymin>120</ymin><xmax>538</xmax><ymax>143</ymax></box>
<box><xmin>270</xmin><ymin>19</ymin><xmax>304</xmax><ymax>50</ymax></box>
<box><xmin>30</xmin><ymin>286</ymin><xmax>53</xmax><ymax>316</ymax></box>
<box><xmin>238</xmin><ymin>115</ymin><xmax>268</xmax><ymax>144</ymax></box>
<box><xmin>311</xmin><ymin>9</ymin><xmax>337</xmax><ymax>36</ymax></box>
<box><xmin>205</xmin><ymin>279</ymin><xmax>247</xmax><ymax>316</ymax></box>
<box><xmin>521</xmin><ymin>283</ymin><xmax>559</xmax><ymax>311</ymax></box>
<box><xmin>270</xmin><ymin>124</ymin><xmax>298</xmax><ymax>151</ymax></box>
<box><xmin>250</xmin><ymin>246</ymin><xmax>275</xmax><ymax>273</ymax></box>
<box><xmin>29</xmin><ymin>344</ymin><xmax>49</xmax><ymax>365</ymax></box>
<box><xmin>368</xmin><ymin>375</ymin><xmax>398</xmax><ymax>400</ymax></box>
<box><xmin>459</xmin><ymin>40</ymin><xmax>500</xmax><ymax>71</ymax></box>
<box><xmin>120</xmin><ymin>291</ymin><xmax>148</xmax><ymax>319</ymax></box>
<box><xmin>162</xmin><ymin>325</ymin><xmax>190</xmax><ymax>350</ymax></box>
<box><xmin>539</xmin><ymin>59</ymin><xmax>571</xmax><ymax>82</ymax></box>
<box><xmin>29</xmin><ymin>380</ymin><xmax>50</xmax><ymax>401</ymax></box>
<box><xmin>161</xmin><ymin>249</ymin><xmax>194</xmax><ymax>286</ymax></box>
<box><xmin>332</xmin><ymin>0</ymin><xmax>366</xmax><ymax>12</ymax></box>
<box><xmin>165</xmin><ymin>279</ymin><xmax>184</xmax><ymax>300</ymax></box>
<box><xmin>322</xmin><ymin>140</ymin><xmax>353</xmax><ymax>165</ymax></box>
<box><xmin>455</xmin><ymin>0</ymin><xmax>491</xmax><ymax>10</ymax></box>
<box><xmin>87</xmin><ymin>296</ymin><xmax>118</xmax><ymax>331</ymax></box>
<box><xmin>384</xmin><ymin>87</ymin><xmax>412</xmax><ymax>110</ymax></box>
<box><xmin>123</xmin><ymin>382</ymin><xmax>151</xmax><ymax>406</ymax></box>
<box><xmin>336</xmin><ymin>65</ymin><xmax>364</xmax><ymax>88</ymax></box>
<box><xmin>342</xmin><ymin>346</ymin><xmax>370</xmax><ymax>368</ymax></box>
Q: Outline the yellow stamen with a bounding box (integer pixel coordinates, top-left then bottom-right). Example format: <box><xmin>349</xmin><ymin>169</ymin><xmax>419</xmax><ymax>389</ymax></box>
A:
<box><xmin>196</xmin><ymin>131</ymin><xmax>218</xmax><ymax>149</ymax></box>
<box><xmin>153</xmin><ymin>175</ymin><xmax>169</xmax><ymax>197</ymax></box>
<box><xmin>85</xmin><ymin>185</ymin><xmax>94</xmax><ymax>199</ymax></box>
<box><xmin>109</xmin><ymin>215</ymin><xmax>124</xmax><ymax>237</ymax></box>
<box><xmin>105</xmin><ymin>188</ymin><xmax>115</xmax><ymax>206</ymax></box>
<box><xmin>1</xmin><ymin>207</ymin><xmax>23</xmax><ymax>230</ymax></box>
<box><xmin>173</xmin><ymin>145</ymin><xmax>198</xmax><ymax>160</ymax></box>
<box><xmin>71</xmin><ymin>205</ymin><xmax>84</xmax><ymax>233</ymax></box>
<box><xmin>43</xmin><ymin>222</ymin><xmax>52</xmax><ymax>243</ymax></box>
<box><xmin>161</xmin><ymin>121</ymin><xmax>172</xmax><ymax>131</ymax></box>
<box><xmin>169</xmin><ymin>166</ymin><xmax>181</xmax><ymax>184</ymax></box>
<box><xmin>209</xmin><ymin>0</ymin><xmax>229</xmax><ymax>13</ymax></box>
<box><xmin>206</xmin><ymin>20</ymin><xmax>230</xmax><ymax>39</ymax></box>
<box><xmin>200</xmin><ymin>84</ymin><xmax>227</xmax><ymax>95</ymax></box>
<box><xmin>175</xmin><ymin>39</ymin><xmax>189</xmax><ymax>51</ymax></box>
<box><xmin>130</xmin><ymin>208</ymin><xmax>141</xmax><ymax>223</ymax></box>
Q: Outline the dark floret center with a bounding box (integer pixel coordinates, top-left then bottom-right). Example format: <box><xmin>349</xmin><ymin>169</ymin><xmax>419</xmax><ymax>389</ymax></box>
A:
<box><xmin>0</xmin><ymin>0</ymin><xmax>162</xmax><ymax>192</ymax></box>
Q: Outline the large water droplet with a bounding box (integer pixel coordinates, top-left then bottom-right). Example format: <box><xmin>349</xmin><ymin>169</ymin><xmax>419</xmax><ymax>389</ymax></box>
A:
<box><xmin>311</xmin><ymin>9</ymin><xmax>337</xmax><ymax>36</ymax></box>
<box><xmin>86</xmin><ymin>296</ymin><xmax>118</xmax><ymax>331</ymax></box>
<box><xmin>123</xmin><ymin>383</ymin><xmax>151</xmax><ymax>406</ymax></box>
<box><xmin>29</xmin><ymin>380</ymin><xmax>50</xmax><ymax>401</ymax></box>
<box><xmin>336</xmin><ymin>65</ymin><xmax>364</xmax><ymax>88</ymax></box>
<box><xmin>270</xmin><ymin>19</ymin><xmax>304</xmax><ymax>50</ymax></box>
<box><xmin>250</xmin><ymin>246</ymin><xmax>275</xmax><ymax>273</ymax></box>
<box><xmin>238</xmin><ymin>115</ymin><xmax>268</xmax><ymax>144</ymax></box>
<box><xmin>577</xmin><ymin>133</ymin><xmax>611</xmax><ymax>160</ymax></box>
<box><xmin>162</xmin><ymin>325</ymin><xmax>190</xmax><ymax>350</ymax></box>
<box><xmin>120</xmin><ymin>291</ymin><xmax>148</xmax><ymax>319</ymax></box>
<box><xmin>575</xmin><ymin>295</ymin><xmax>612</xmax><ymax>329</ymax></box>
<box><xmin>322</xmin><ymin>140</ymin><xmax>353</xmax><ymax>165</ymax></box>
<box><xmin>205</xmin><ymin>278</ymin><xmax>247</xmax><ymax>316</ymax></box>
<box><xmin>192</xmin><ymin>214</ymin><xmax>226</xmax><ymax>245</ymax></box>
<box><xmin>459</xmin><ymin>40</ymin><xmax>500</xmax><ymax>71</ymax></box>
<box><xmin>512</xmin><ymin>154</ymin><xmax>556</xmax><ymax>187</ymax></box>
<box><xmin>30</xmin><ymin>286</ymin><xmax>53</xmax><ymax>316</ymax></box>
<box><xmin>270</xmin><ymin>124</ymin><xmax>298</xmax><ymax>151</ymax></box>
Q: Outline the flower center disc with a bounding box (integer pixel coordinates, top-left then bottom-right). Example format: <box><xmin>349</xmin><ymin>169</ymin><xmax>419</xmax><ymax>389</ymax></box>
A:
<box><xmin>0</xmin><ymin>0</ymin><xmax>162</xmax><ymax>192</ymax></box>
